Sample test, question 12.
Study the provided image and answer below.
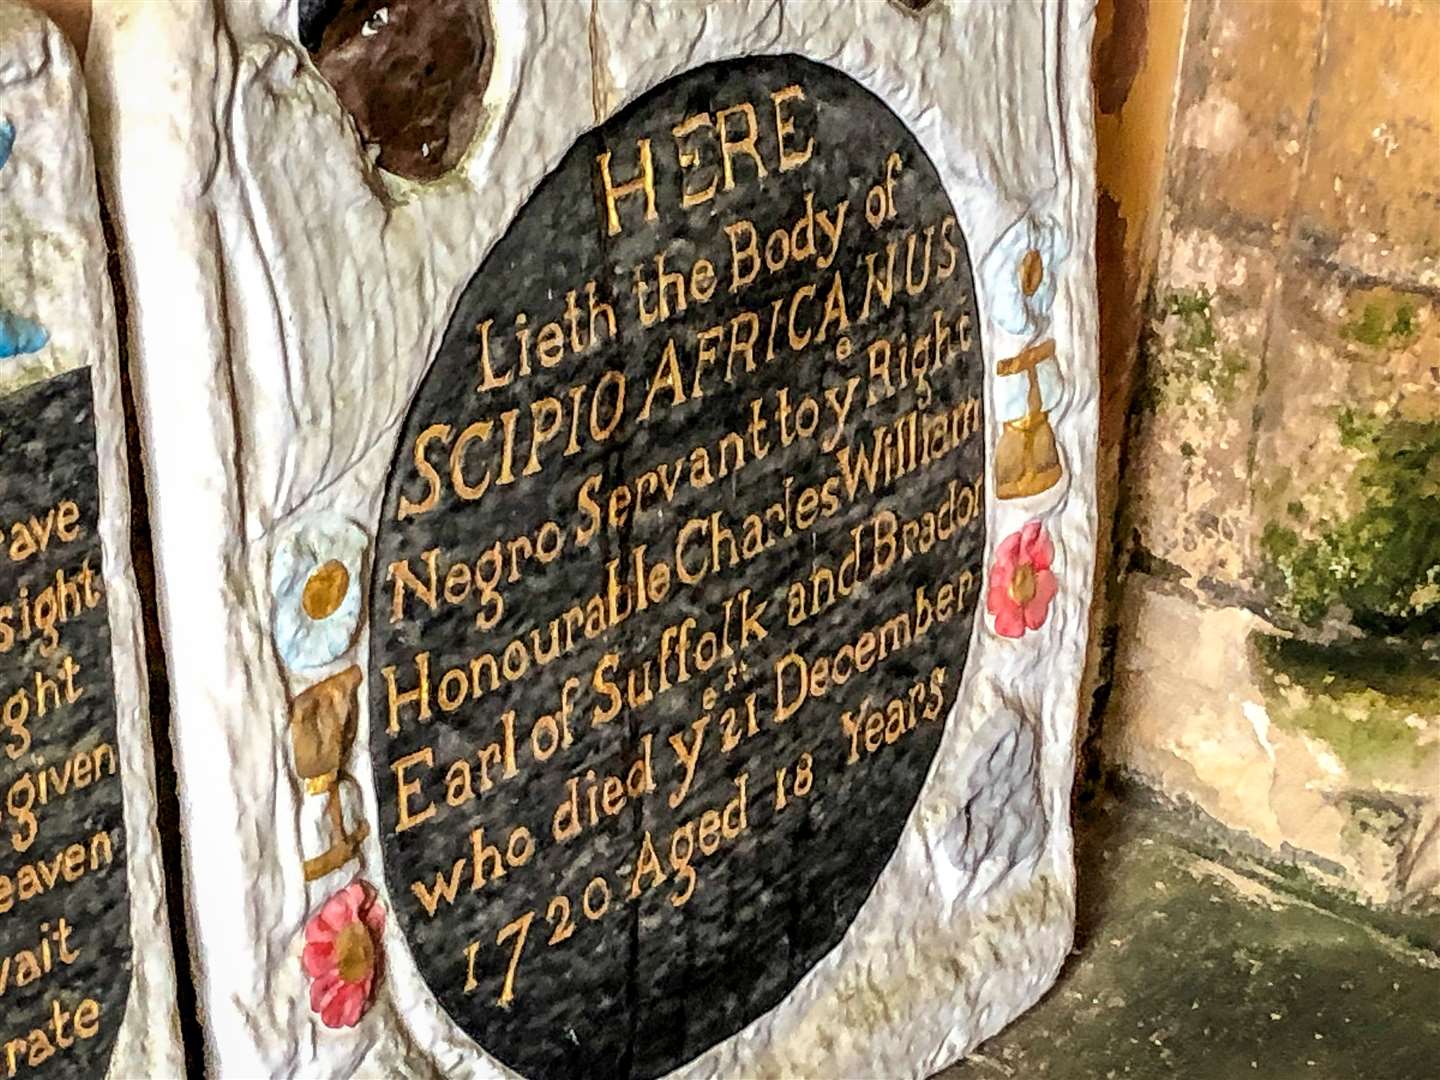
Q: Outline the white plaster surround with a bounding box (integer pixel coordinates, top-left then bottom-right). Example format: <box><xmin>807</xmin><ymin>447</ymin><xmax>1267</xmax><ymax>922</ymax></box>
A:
<box><xmin>86</xmin><ymin>0</ymin><xmax>1099</xmax><ymax>1075</ymax></box>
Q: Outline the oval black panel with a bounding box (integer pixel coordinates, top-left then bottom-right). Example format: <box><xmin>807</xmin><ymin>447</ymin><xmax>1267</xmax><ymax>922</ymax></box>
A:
<box><xmin>370</xmin><ymin>55</ymin><xmax>985</xmax><ymax>1080</ymax></box>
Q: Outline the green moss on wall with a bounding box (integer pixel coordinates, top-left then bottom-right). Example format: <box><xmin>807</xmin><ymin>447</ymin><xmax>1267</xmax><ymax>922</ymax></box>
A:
<box><xmin>1252</xmin><ymin>634</ymin><xmax>1434</xmax><ymax>778</ymax></box>
<box><xmin>1261</xmin><ymin>410</ymin><xmax>1440</xmax><ymax>635</ymax></box>
<box><xmin>1342</xmin><ymin>300</ymin><xmax>1419</xmax><ymax>349</ymax></box>
<box><xmin>1141</xmin><ymin>287</ymin><xmax>1251</xmax><ymax>410</ymax></box>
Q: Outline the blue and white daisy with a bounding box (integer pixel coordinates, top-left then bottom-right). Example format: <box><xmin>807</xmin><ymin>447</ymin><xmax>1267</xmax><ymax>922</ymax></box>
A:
<box><xmin>983</xmin><ymin>212</ymin><xmax>1069</xmax><ymax>336</ymax></box>
<box><xmin>271</xmin><ymin>513</ymin><xmax>369</xmax><ymax>671</ymax></box>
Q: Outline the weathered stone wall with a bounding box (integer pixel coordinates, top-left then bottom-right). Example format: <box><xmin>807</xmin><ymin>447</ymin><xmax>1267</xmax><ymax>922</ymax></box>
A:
<box><xmin>1083</xmin><ymin>0</ymin><xmax>1185</xmax><ymax>750</ymax></box>
<box><xmin>1103</xmin><ymin>0</ymin><xmax>1439</xmax><ymax>911</ymax></box>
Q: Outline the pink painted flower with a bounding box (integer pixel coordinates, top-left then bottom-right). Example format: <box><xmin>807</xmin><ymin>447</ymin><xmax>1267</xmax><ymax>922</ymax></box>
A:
<box><xmin>302</xmin><ymin>879</ymin><xmax>385</xmax><ymax>1028</ymax></box>
<box><xmin>987</xmin><ymin>520</ymin><xmax>1058</xmax><ymax>638</ymax></box>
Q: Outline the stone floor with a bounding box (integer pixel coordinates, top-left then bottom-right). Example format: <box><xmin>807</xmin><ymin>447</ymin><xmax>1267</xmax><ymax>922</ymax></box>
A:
<box><xmin>937</xmin><ymin>796</ymin><xmax>1440</xmax><ymax>1080</ymax></box>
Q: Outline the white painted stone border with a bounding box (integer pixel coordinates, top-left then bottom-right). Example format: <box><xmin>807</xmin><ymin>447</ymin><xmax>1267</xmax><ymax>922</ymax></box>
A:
<box><xmin>91</xmin><ymin>0</ymin><xmax>1097</xmax><ymax>1074</ymax></box>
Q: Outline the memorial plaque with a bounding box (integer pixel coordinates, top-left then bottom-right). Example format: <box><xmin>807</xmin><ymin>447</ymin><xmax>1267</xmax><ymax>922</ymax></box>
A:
<box><xmin>0</xmin><ymin>368</ymin><xmax>129</xmax><ymax>1076</ymax></box>
<box><xmin>370</xmin><ymin>55</ymin><xmax>985</xmax><ymax>1078</ymax></box>
<box><xmin>0</xmin><ymin>6</ymin><xmax>182</xmax><ymax>1073</ymax></box>
<box><xmin>89</xmin><ymin>0</ymin><xmax>1096</xmax><ymax>1072</ymax></box>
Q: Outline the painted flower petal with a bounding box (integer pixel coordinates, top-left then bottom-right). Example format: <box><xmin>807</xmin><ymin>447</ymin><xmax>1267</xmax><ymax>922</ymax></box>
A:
<box><xmin>988</xmin><ymin>556</ymin><xmax>1016</xmax><ymax>593</ymax></box>
<box><xmin>302</xmin><ymin>941</ymin><xmax>335</xmax><ymax>977</ymax></box>
<box><xmin>1017</xmin><ymin>519</ymin><xmax>1042</xmax><ymax>557</ymax></box>
<box><xmin>0</xmin><ymin>119</ymin><xmax>13</xmax><ymax>173</ymax></box>
<box><xmin>990</xmin><ymin>520</ymin><xmax>1061</xmax><ymax>639</ymax></box>
<box><xmin>993</xmin><ymin>530</ymin><xmax>1023</xmax><ymax>572</ymax></box>
<box><xmin>992</xmin><ymin>603</ymin><xmax>1026</xmax><ymax>639</ymax></box>
<box><xmin>1019</xmin><ymin>520</ymin><xmax>1055</xmax><ymax>571</ymax></box>
<box><xmin>305</xmin><ymin>914</ymin><xmax>338</xmax><ymax>946</ymax></box>
<box><xmin>329</xmin><ymin>984</ymin><xmax>365</xmax><ymax>1029</ymax></box>
<box><xmin>310</xmin><ymin>968</ymin><xmax>342</xmax><ymax>1013</ymax></box>
<box><xmin>317</xmin><ymin>890</ymin><xmax>358</xmax><ymax>936</ymax></box>
<box><xmin>321</xmin><ymin>989</ymin><xmax>355</xmax><ymax>1029</ymax></box>
<box><xmin>303</xmin><ymin>878</ymin><xmax>384</xmax><ymax>1028</ymax></box>
<box><xmin>0</xmin><ymin>310</ymin><xmax>48</xmax><ymax>359</ymax></box>
<box><xmin>340</xmin><ymin>881</ymin><xmax>366</xmax><ymax>910</ymax></box>
<box><xmin>361</xmin><ymin>897</ymin><xmax>386</xmax><ymax>935</ymax></box>
<box><xmin>1023</xmin><ymin>570</ymin><xmax>1059</xmax><ymax>629</ymax></box>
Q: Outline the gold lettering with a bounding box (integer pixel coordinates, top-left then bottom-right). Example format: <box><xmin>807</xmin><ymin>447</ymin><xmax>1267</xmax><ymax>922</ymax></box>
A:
<box><xmin>597</xmin><ymin>138</ymin><xmax>658</xmax><ymax>236</ymax></box>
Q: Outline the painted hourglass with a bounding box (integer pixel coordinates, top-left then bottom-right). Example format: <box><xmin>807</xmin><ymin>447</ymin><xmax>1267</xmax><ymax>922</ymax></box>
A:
<box><xmin>984</xmin><ymin>214</ymin><xmax>1069</xmax><ymax>500</ymax></box>
<box><xmin>289</xmin><ymin>666</ymin><xmax>371</xmax><ymax>880</ymax></box>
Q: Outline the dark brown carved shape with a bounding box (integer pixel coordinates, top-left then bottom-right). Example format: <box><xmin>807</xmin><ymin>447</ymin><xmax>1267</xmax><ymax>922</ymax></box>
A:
<box><xmin>308</xmin><ymin>0</ymin><xmax>491</xmax><ymax>182</ymax></box>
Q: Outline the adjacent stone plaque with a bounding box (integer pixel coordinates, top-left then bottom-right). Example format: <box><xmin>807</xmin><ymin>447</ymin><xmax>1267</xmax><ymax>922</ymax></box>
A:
<box><xmin>369</xmin><ymin>55</ymin><xmax>985</xmax><ymax>1077</ymax></box>
<box><xmin>0</xmin><ymin>368</ymin><xmax>129</xmax><ymax>1076</ymax></box>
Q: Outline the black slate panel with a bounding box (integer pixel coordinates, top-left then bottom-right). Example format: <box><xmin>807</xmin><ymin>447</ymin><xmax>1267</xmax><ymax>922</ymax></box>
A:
<box><xmin>370</xmin><ymin>55</ymin><xmax>985</xmax><ymax>1079</ymax></box>
<box><xmin>0</xmin><ymin>367</ymin><xmax>130</xmax><ymax>1077</ymax></box>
